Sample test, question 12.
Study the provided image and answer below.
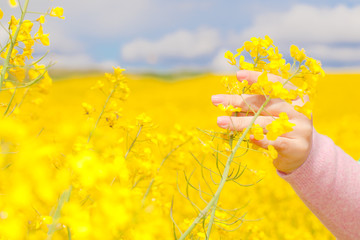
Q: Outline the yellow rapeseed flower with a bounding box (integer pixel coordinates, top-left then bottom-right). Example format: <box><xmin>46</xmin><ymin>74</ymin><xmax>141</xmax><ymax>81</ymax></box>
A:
<box><xmin>267</xmin><ymin>145</ymin><xmax>278</xmax><ymax>159</ymax></box>
<box><xmin>239</xmin><ymin>55</ymin><xmax>254</xmax><ymax>70</ymax></box>
<box><xmin>270</xmin><ymin>81</ymin><xmax>289</xmax><ymax>99</ymax></box>
<box><xmin>218</xmin><ymin>103</ymin><xmax>242</xmax><ymax>116</ymax></box>
<box><xmin>9</xmin><ymin>67</ymin><xmax>26</xmax><ymax>81</ymax></box>
<box><xmin>266</xmin><ymin>112</ymin><xmax>295</xmax><ymax>141</ymax></box>
<box><xmin>294</xmin><ymin>102</ymin><xmax>313</xmax><ymax>119</ymax></box>
<box><xmin>0</xmin><ymin>66</ymin><xmax>8</xmax><ymax>79</ymax></box>
<box><xmin>82</xmin><ymin>102</ymin><xmax>95</xmax><ymax>115</ymax></box>
<box><xmin>49</xmin><ymin>7</ymin><xmax>65</xmax><ymax>19</ymax></box>
<box><xmin>224</xmin><ymin>50</ymin><xmax>237</xmax><ymax>65</ymax></box>
<box><xmin>251</xmin><ymin>124</ymin><xmax>264</xmax><ymax>140</ymax></box>
<box><xmin>0</xmin><ymin>8</ymin><xmax>4</xmax><ymax>19</ymax></box>
<box><xmin>5</xmin><ymin>81</ymin><xmax>15</xmax><ymax>93</ymax></box>
<box><xmin>137</xmin><ymin>113</ymin><xmax>152</xmax><ymax>125</ymax></box>
<box><xmin>41</xmin><ymin>216</ymin><xmax>53</xmax><ymax>225</ymax></box>
<box><xmin>34</xmin><ymin>25</ymin><xmax>50</xmax><ymax>46</ymax></box>
<box><xmin>36</xmin><ymin>15</ymin><xmax>46</xmax><ymax>24</ymax></box>
<box><xmin>9</xmin><ymin>0</ymin><xmax>17</xmax><ymax>7</ymax></box>
<box><xmin>9</xmin><ymin>16</ymin><xmax>19</xmax><ymax>32</ymax></box>
<box><xmin>290</xmin><ymin>45</ymin><xmax>306</xmax><ymax>62</ymax></box>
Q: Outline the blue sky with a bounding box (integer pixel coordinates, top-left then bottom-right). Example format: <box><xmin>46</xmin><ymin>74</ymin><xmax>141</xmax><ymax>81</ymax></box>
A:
<box><xmin>1</xmin><ymin>0</ymin><xmax>360</xmax><ymax>72</ymax></box>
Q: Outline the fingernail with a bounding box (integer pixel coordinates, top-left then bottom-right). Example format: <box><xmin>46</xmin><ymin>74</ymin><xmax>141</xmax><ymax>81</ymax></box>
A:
<box><xmin>217</xmin><ymin>116</ymin><xmax>229</xmax><ymax>128</ymax></box>
<box><xmin>211</xmin><ymin>95</ymin><xmax>224</xmax><ymax>106</ymax></box>
<box><xmin>236</xmin><ymin>70</ymin><xmax>249</xmax><ymax>81</ymax></box>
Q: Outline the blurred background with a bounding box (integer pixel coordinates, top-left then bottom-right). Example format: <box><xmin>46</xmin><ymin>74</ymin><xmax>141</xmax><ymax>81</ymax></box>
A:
<box><xmin>1</xmin><ymin>1</ymin><xmax>359</xmax><ymax>238</ymax></box>
<box><xmin>1</xmin><ymin>0</ymin><xmax>360</xmax><ymax>74</ymax></box>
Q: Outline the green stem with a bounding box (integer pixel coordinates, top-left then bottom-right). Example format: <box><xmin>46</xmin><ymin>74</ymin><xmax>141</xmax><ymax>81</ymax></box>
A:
<box><xmin>142</xmin><ymin>139</ymin><xmax>190</xmax><ymax>205</ymax></box>
<box><xmin>283</xmin><ymin>68</ymin><xmax>300</xmax><ymax>87</ymax></box>
<box><xmin>0</xmin><ymin>0</ymin><xmax>30</xmax><ymax>90</ymax></box>
<box><xmin>178</xmin><ymin>97</ymin><xmax>271</xmax><ymax>240</ymax></box>
<box><xmin>16</xmin><ymin>87</ymin><xmax>29</xmax><ymax>109</ymax></box>
<box><xmin>206</xmin><ymin>197</ymin><xmax>219</xmax><ymax>239</ymax></box>
<box><xmin>206</xmin><ymin>136</ymin><xmax>233</xmax><ymax>238</ymax></box>
<box><xmin>2</xmin><ymin>66</ymin><xmax>50</xmax><ymax>91</ymax></box>
<box><xmin>87</xmin><ymin>87</ymin><xmax>116</xmax><ymax>143</ymax></box>
<box><xmin>0</xmin><ymin>42</ymin><xmax>10</xmax><ymax>55</ymax></box>
<box><xmin>124</xmin><ymin>125</ymin><xmax>142</xmax><ymax>159</ymax></box>
<box><xmin>67</xmin><ymin>226</ymin><xmax>72</xmax><ymax>240</ymax></box>
<box><xmin>47</xmin><ymin>185</ymin><xmax>72</xmax><ymax>240</ymax></box>
<box><xmin>3</xmin><ymin>87</ymin><xmax>17</xmax><ymax>117</ymax></box>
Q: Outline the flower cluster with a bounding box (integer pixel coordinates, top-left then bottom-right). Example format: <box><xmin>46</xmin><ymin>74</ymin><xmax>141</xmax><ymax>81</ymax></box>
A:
<box><xmin>84</xmin><ymin>67</ymin><xmax>130</xmax><ymax>131</ymax></box>
<box><xmin>225</xmin><ymin>36</ymin><xmax>324</xmax><ymax>115</ymax></box>
<box><xmin>222</xmin><ymin>36</ymin><xmax>325</xmax><ymax>158</ymax></box>
<box><xmin>0</xmin><ymin>1</ymin><xmax>65</xmax><ymax>116</ymax></box>
<box><xmin>177</xmin><ymin>36</ymin><xmax>325</xmax><ymax>239</ymax></box>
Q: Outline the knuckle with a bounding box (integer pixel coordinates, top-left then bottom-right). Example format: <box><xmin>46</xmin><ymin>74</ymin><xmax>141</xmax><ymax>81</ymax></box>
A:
<box><xmin>303</xmin><ymin>124</ymin><xmax>313</xmax><ymax>136</ymax></box>
<box><xmin>297</xmin><ymin>122</ymin><xmax>313</xmax><ymax>138</ymax></box>
<box><xmin>275</xmin><ymin>138</ymin><xmax>289</xmax><ymax>152</ymax></box>
<box><xmin>228</xmin><ymin>95</ymin><xmax>240</xmax><ymax>107</ymax></box>
<box><xmin>255</xmin><ymin>117</ymin><xmax>266</xmax><ymax>127</ymax></box>
<box><xmin>231</xmin><ymin>117</ymin><xmax>244</xmax><ymax>131</ymax></box>
<box><xmin>251</xmin><ymin>96</ymin><xmax>264</xmax><ymax>110</ymax></box>
<box><xmin>228</xmin><ymin>95</ymin><xmax>236</xmax><ymax>106</ymax></box>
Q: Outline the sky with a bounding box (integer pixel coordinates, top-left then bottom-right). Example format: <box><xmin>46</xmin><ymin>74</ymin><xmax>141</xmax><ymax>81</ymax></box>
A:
<box><xmin>1</xmin><ymin>0</ymin><xmax>360</xmax><ymax>73</ymax></box>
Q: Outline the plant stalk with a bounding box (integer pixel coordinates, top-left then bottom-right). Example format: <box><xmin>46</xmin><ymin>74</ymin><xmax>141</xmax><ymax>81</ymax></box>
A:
<box><xmin>178</xmin><ymin>97</ymin><xmax>271</xmax><ymax>240</ymax></box>
<box><xmin>0</xmin><ymin>0</ymin><xmax>30</xmax><ymax>90</ymax></box>
<box><xmin>88</xmin><ymin>87</ymin><xmax>116</xmax><ymax>143</ymax></box>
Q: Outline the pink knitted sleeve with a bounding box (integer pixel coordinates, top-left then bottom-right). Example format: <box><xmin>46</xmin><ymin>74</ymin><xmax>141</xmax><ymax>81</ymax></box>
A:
<box><xmin>277</xmin><ymin>129</ymin><xmax>360</xmax><ymax>239</ymax></box>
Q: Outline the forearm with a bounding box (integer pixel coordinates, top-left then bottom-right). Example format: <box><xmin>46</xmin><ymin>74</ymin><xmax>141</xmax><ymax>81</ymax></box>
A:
<box><xmin>278</xmin><ymin>129</ymin><xmax>360</xmax><ymax>239</ymax></box>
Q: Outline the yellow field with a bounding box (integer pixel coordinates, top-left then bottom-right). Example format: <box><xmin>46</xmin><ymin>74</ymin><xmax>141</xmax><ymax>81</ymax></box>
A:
<box><xmin>1</xmin><ymin>72</ymin><xmax>359</xmax><ymax>239</ymax></box>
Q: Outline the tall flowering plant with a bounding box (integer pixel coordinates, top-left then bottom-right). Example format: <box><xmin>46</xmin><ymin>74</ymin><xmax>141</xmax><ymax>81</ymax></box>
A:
<box><xmin>0</xmin><ymin>0</ymin><xmax>64</xmax><ymax>116</ymax></box>
<box><xmin>177</xmin><ymin>36</ymin><xmax>325</xmax><ymax>239</ymax></box>
<box><xmin>0</xmin><ymin>1</ymin><xmax>64</xmax><ymax>238</ymax></box>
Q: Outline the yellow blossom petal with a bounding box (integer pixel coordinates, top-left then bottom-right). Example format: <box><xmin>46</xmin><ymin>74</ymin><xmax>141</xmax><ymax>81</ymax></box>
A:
<box><xmin>34</xmin><ymin>25</ymin><xmax>50</xmax><ymax>46</ymax></box>
<box><xmin>50</xmin><ymin>7</ymin><xmax>65</xmax><ymax>19</ymax></box>
<box><xmin>290</xmin><ymin>45</ymin><xmax>306</xmax><ymax>62</ymax></box>
<box><xmin>9</xmin><ymin>67</ymin><xmax>26</xmax><ymax>81</ymax></box>
<box><xmin>224</xmin><ymin>50</ymin><xmax>236</xmax><ymax>65</ymax></box>
<box><xmin>267</xmin><ymin>145</ymin><xmax>278</xmax><ymax>159</ymax></box>
<box><xmin>9</xmin><ymin>0</ymin><xmax>17</xmax><ymax>7</ymax></box>
<box><xmin>218</xmin><ymin>104</ymin><xmax>242</xmax><ymax>116</ymax></box>
<box><xmin>266</xmin><ymin>112</ymin><xmax>295</xmax><ymax>141</ymax></box>
<box><xmin>251</xmin><ymin>124</ymin><xmax>264</xmax><ymax>140</ymax></box>
<box><xmin>36</xmin><ymin>15</ymin><xmax>46</xmax><ymax>24</ymax></box>
<box><xmin>41</xmin><ymin>216</ymin><xmax>53</xmax><ymax>225</ymax></box>
<box><xmin>294</xmin><ymin>102</ymin><xmax>313</xmax><ymax>119</ymax></box>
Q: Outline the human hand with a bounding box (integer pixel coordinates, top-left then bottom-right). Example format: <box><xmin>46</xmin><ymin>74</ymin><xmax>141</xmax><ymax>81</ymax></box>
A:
<box><xmin>211</xmin><ymin>70</ymin><xmax>313</xmax><ymax>174</ymax></box>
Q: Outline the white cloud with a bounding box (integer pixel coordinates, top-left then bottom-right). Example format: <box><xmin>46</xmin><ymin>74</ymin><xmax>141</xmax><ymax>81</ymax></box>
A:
<box><xmin>239</xmin><ymin>4</ymin><xmax>360</xmax><ymax>44</ymax></box>
<box><xmin>59</xmin><ymin>0</ymin><xmax>153</xmax><ymax>37</ymax></box>
<box><xmin>48</xmin><ymin>28</ymin><xmax>86</xmax><ymax>54</ymax></box>
<box><xmin>121</xmin><ymin>28</ymin><xmax>220</xmax><ymax>64</ymax></box>
<box><xmin>2</xmin><ymin>1</ymin><xmax>360</xmax><ymax>71</ymax></box>
<box><xmin>1</xmin><ymin>0</ymin><xmax>157</xmax><ymax>37</ymax></box>
<box><xmin>24</xmin><ymin>0</ymin><xmax>194</xmax><ymax>37</ymax></box>
<box><xmin>225</xmin><ymin>4</ymin><xmax>360</xmax><ymax>67</ymax></box>
<box><xmin>306</xmin><ymin>45</ymin><xmax>360</xmax><ymax>62</ymax></box>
